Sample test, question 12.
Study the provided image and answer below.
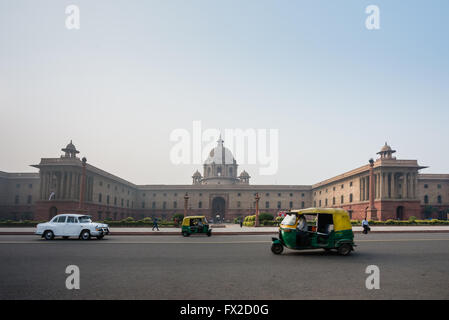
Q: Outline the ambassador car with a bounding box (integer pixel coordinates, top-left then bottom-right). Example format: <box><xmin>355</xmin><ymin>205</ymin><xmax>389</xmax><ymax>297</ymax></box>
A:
<box><xmin>35</xmin><ymin>214</ymin><xmax>109</xmax><ymax>240</ymax></box>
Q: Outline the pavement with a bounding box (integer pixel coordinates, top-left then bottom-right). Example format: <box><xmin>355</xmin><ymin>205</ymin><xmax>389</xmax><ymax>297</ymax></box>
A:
<box><xmin>1</xmin><ymin>224</ymin><xmax>449</xmax><ymax>235</ymax></box>
<box><xmin>0</xmin><ymin>233</ymin><xmax>449</xmax><ymax>299</ymax></box>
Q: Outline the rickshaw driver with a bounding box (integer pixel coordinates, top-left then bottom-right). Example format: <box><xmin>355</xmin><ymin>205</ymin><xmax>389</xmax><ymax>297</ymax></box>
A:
<box><xmin>296</xmin><ymin>215</ymin><xmax>310</xmax><ymax>247</ymax></box>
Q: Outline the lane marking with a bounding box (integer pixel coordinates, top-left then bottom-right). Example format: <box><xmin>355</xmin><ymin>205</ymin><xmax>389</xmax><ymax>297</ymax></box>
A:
<box><xmin>1</xmin><ymin>238</ymin><xmax>449</xmax><ymax>244</ymax></box>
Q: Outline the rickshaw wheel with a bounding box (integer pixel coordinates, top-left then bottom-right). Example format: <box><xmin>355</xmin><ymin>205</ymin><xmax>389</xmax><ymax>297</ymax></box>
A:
<box><xmin>271</xmin><ymin>243</ymin><xmax>284</xmax><ymax>255</ymax></box>
<box><xmin>182</xmin><ymin>232</ymin><xmax>190</xmax><ymax>237</ymax></box>
<box><xmin>337</xmin><ymin>244</ymin><xmax>352</xmax><ymax>256</ymax></box>
<box><xmin>207</xmin><ymin>231</ymin><xmax>212</xmax><ymax>237</ymax></box>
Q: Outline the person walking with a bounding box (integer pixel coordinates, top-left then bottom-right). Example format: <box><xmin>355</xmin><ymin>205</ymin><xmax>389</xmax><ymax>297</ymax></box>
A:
<box><xmin>240</xmin><ymin>219</ymin><xmax>243</xmax><ymax>228</ymax></box>
<box><xmin>362</xmin><ymin>217</ymin><xmax>370</xmax><ymax>234</ymax></box>
<box><xmin>152</xmin><ymin>217</ymin><xmax>160</xmax><ymax>231</ymax></box>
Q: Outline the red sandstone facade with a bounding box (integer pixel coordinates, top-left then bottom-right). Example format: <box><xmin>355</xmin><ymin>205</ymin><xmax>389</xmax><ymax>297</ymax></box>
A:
<box><xmin>1</xmin><ymin>141</ymin><xmax>448</xmax><ymax>222</ymax></box>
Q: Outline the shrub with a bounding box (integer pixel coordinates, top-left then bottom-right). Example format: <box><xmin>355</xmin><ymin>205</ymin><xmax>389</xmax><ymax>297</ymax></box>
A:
<box><xmin>408</xmin><ymin>216</ymin><xmax>417</xmax><ymax>222</ymax></box>
<box><xmin>259</xmin><ymin>213</ymin><xmax>274</xmax><ymax>222</ymax></box>
<box><xmin>172</xmin><ymin>214</ymin><xmax>184</xmax><ymax>221</ymax></box>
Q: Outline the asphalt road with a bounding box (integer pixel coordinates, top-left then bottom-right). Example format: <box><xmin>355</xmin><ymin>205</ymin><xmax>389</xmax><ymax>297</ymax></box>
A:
<box><xmin>0</xmin><ymin>233</ymin><xmax>448</xmax><ymax>300</ymax></box>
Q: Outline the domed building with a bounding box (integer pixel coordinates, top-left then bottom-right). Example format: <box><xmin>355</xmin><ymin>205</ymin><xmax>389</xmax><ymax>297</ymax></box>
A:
<box><xmin>1</xmin><ymin>140</ymin><xmax>448</xmax><ymax>222</ymax></box>
<box><xmin>193</xmin><ymin>137</ymin><xmax>250</xmax><ymax>185</ymax></box>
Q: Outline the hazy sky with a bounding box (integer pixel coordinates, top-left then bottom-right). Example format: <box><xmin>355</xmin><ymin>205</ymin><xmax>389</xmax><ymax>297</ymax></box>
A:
<box><xmin>0</xmin><ymin>0</ymin><xmax>448</xmax><ymax>185</ymax></box>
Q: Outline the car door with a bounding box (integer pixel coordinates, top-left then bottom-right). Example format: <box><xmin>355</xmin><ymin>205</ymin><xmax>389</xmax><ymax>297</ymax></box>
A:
<box><xmin>64</xmin><ymin>216</ymin><xmax>81</xmax><ymax>236</ymax></box>
<box><xmin>53</xmin><ymin>215</ymin><xmax>67</xmax><ymax>236</ymax></box>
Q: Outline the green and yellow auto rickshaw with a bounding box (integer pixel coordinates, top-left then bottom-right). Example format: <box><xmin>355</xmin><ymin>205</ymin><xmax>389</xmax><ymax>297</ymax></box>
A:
<box><xmin>181</xmin><ymin>216</ymin><xmax>212</xmax><ymax>237</ymax></box>
<box><xmin>271</xmin><ymin>208</ymin><xmax>355</xmax><ymax>255</ymax></box>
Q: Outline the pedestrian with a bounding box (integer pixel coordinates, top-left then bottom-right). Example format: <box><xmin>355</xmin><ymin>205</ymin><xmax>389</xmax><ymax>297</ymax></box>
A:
<box><xmin>362</xmin><ymin>217</ymin><xmax>370</xmax><ymax>234</ymax></box>
<box><xmin>152</xmin><ymin>217</ymin><xmax>159</xmax><ymax>231</ymax></box>
<box><xmin>240</xmin><ymin>219</ymin><xmax>243</xmax><ymax>228</ymax></box>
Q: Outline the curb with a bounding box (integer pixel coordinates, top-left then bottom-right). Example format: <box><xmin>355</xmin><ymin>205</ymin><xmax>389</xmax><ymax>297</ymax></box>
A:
<box><xmin>1</xmin><ymin>230</ymin><xmax>449</xmax><ymax>236</ymax></box>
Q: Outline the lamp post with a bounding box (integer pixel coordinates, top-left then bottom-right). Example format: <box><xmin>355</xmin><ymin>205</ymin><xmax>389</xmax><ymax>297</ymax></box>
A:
<box><xmin>78</xmin><ymin>157</ymin><xmax>87</xmax><ymax>210</ymax></box>
<box><xmin>254</xmin><ymin>193</ymin><xmax>260</xmax><ymax>227</ymax></box>
<box><xmin>184</xmin><ymin>192</ymin><xmax>189</xmax><ymax>217</ymax></box>
<box><xmin>367</xmin><ymin>158</ymin><xmax>378</xmax><ymax>220</ymax></box>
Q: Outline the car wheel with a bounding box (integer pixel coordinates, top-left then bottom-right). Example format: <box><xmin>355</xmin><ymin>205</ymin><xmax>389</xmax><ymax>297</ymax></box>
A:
<box><xmin>337</xmin><ymin>243</ymin><xmax>352</xmax><ymax>256</ymax></box>
<box><xmin>271</xmin><ymin>243</ymin><xmax>284</xmax><ymax>255</ymax></box>
<box><xmin>96</xmin><ymin>235</ymin><xmax>104</xmax><ymax>240</ymax></box>
<box><xmin>44</xmin><ymin>230</ymin><xmax>54</xmax><ymax>240</ymax></box>
<box><xmin>80</xmin><ymin>230</ymin><xmax>91</xmax><ymax>241</ymax></box>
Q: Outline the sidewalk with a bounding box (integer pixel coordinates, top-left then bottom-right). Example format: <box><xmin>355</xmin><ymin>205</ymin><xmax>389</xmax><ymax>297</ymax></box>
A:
<box><xmin>1</xmin><ymin>224</ymin><xmax>449</xmax><ymax>235</ymax></box>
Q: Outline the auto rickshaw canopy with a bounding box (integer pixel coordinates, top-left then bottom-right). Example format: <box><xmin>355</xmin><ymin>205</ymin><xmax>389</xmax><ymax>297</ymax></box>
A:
<box><xmin>286</xmin><ymin>208</ymin><xmax>352</xmax><ymax>232</ymax></box>
<box><xmin>182</xmin><ymin>216</ymin><xmax>208</xmax><ymax>227</ymax></box>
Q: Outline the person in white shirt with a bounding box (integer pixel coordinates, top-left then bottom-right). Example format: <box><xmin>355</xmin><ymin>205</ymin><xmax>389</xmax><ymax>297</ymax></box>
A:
<box><xmin>362</xmin><ymin>217</ymin><xmax>370</xmax><ymax>234</ymax></box>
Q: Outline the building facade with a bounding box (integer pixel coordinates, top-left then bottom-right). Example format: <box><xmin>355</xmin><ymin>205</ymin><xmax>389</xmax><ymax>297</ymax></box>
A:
<box><xmin>0</xmin><ymin>141</ymin><xmax>448</xmax><ymax>221</ymax></box>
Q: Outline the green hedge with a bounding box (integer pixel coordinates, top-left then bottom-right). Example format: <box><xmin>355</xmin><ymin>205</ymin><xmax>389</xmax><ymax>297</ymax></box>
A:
<box><xmin>350</xmin><ymin>219</ymin><xmax>449</xmax><ymax>226</ymax></box>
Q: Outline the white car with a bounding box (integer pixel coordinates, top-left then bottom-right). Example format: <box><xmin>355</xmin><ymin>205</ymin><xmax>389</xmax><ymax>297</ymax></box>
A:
<box><xmin>36</xmin><ymin>214</ymin><xmax>109</xmax><ymax>240</ymax></box>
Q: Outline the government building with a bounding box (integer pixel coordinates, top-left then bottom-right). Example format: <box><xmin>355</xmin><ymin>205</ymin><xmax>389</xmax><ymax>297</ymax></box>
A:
<box><xmin>0</xmin><ymin>140</ymin><xmax>448</xmax><ymax>222</ymax></box>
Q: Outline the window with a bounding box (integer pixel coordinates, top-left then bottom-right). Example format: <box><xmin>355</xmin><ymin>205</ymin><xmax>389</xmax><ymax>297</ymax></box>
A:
<box><xmin>57</xmin><ymin>216</ymin><xmax>67</xmax><ymax>223</ymax></box>
<box><xmin>121</xmin><ymin>199</ymin><xmax>124</xmax><ymax>207</ymax></box>
<box><xmin>350</xmin><ymin>193</ymin><xmax>353</xmax><ymax>203</ymax></box>
<box><xmin>14</xmin><ymin>195</ymin><xmax>19</xmax><ymax>204</ymax></box>
<box><xmin>332</xmin><ymin>197</ymin><xmax>336</xmax><ymax>205</ymax></box>
<box><xmin>29</xmin><ymin>184</ymin><xmax>33</xmax><ymax>189</ymax></box>
<box><xmin>424</xmin><ymin>195</ymin><xmax>429</xmax><ymax>204</ymax></box>
<box><xmin>173</xmin><ymin>201</ymin><xmax>177</xmax><ymax>209</ymax></box>
<box><xmin>438</xmin><ymin>195</ymin><xmax>442</xmax><ymax>204</ymax></box>
<box><xmin>152</xmin><ymin>202</ymin><xmax>156</xmax><ymax>209</ymax></box>
<box><xmin>266</xmin><ymin>193</ymin><xmax>270</xmax><ymax>197</ymax></box>
<box><xmin>127</xmin><ymin>200</ymin><xmax>129</xmax><ymax>207</ymax></box>
<box><xmin>106</xmin><ymin>195</ymin><xmax>110</xmax><ymax>204</ymax></box>
<box><xmin>98</xmin><ymin>193</ymin><xmax>102</xmax><ymax>203</ymax></box>
<box><xmin>67</xmin><ymin>216</ymin><xmax>76</xmax><ymax>223</ymax></box>
<box><xmin>277</xmin><ymin>201</ymin><xmax>282</xmax><ymax>209</ymax></box>
<box><xmin>289</xmin><ymin>201</ymin><xmax>293</xmax><ymax>209</ymax></box>
<box><xmin>265</xmin><ymin>201</ymin><xmax>270</xmax><ymax>209</ymax></box>
<box><xmin>424</xmin><ymin>184</ymin><xmax>428</xmax><ymax>189</ymax></box>
<box><xmin>437</xmin><ymin>184</ymin><xmax>442</xmax><ymax>189</ymax></box>
<box><xmin>99</xmin><ymin>181</ymin><xmax>103</xmax><ymax>186</ymax></box>
<box><xmin>350</xmin><ymin>181</ymin><xmax>353</xmax><ymax>187</ymax></box>
<box><xmin>142</xmin><ymin>201</ymin><xmax>145</xmax><ymax>208</ymax></box>
<box><xmin>237</xmin><ymin>193</ymin><xmax>241</xmax><ymax>197</ymax></box>
<box><xmin>237</xmin><ymin>201</ymin><xmax>241</xmax><ymax>208</ymax></box>
<box><xmin>341</xmin><ymin>184</ymin><xmax>344</xmax><ymax>189</ymax></box>
<box><xmin>278</xmin><ymin>193</ymin><xmax>281</xmax><ymax>197</ymax></box>
<box><xmin>290</xmin><ymin>193</ymin><xmax>293</xmax><ymax>197</ymax></box>
<box><xmin>301</xmin><ymin>193</ymin><xmax>305</xmax><ymax>197</ymax></box>
<box><xmin>341</xmin><ymin>195</ymin><xmax>344</xmax><ymax>204</ymax></box>
<box><xmin>16</xmin><ymin>184</ymin><xmax>20</xmax><ymax>188</ymax></box>
<box><xmin>162</xmin><ymin>201</ymin><xmax>167</xmax><ymax>209</ymax></box>
<box><xmin>325</xmin><ymin>198</ymin><xmax>328</xmax><ymax>206</ymax></box>
<box><xmin>27</xmin><ymin>195</ymin><xmax>32</xmax><ymax>204</ymax></box>
<box><xmin>313</xmin><ymin>200</ymin><xmax>316</xmax><ymax>207</ymax></box>
<box><xmin>301</xmin><ymin>201</ymin><xmax>305</xmax><ymax>208</ymax></box>
<box><xmin>319</xmin><ymin>200</ymin><xmax>322</xmax><ymax>207</ymax></box>
<box><xmin>198</xmin><ymin>201</ymin><xmax>202</xmax><ymax>208</ymax></box>
<box><xmin>333</xmin><ymin>187</ymin><xmax>336</xmax><ymax>191</ymax></box>
<box><xmin>114</xmin><ymin>197</ymin><xmax>117</xmax><ymax>205</ymax></box>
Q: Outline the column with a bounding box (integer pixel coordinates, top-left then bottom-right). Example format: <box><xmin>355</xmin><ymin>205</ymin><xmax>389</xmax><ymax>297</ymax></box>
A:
<box><xmin>379</xmin><ymin>172</ymin><xmax>384</xmax><ymax>199</ymax></box>
<box><xmin>391</xmin><ymin>172</ymin><xmax>396</xmax><ymax>199</ymax></box>
<box><xmin>402</xmin><ymin>172</ymin><xmax>407</xmax><ymax>199</ymax></box>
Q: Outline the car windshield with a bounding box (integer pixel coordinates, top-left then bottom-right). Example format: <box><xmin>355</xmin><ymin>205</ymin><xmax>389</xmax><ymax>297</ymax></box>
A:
<box><xmin>281</xmin><ymin>214</ymin><xmax>297</xmax><ymax>226</ymax></box>
<box><xmin>78</xmin><ymin>216</ymin><xmax>92</xmax><ymax>223</ymax></box>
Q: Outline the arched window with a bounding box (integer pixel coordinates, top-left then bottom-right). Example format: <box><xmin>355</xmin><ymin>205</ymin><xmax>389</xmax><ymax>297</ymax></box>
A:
<box><xmin>349</xmin><ymin>194</ymin><xmax>353</xmax><ymax>203</ymax></box>
<box><xmin>424</xmin><ymin>195</ymin><xmax>429</xmax><ymax>204</ymax></box>
<box><xmin>198</xmin><ymin>201</ymin><xmax>202</xmax><ymax>208</ymax></box>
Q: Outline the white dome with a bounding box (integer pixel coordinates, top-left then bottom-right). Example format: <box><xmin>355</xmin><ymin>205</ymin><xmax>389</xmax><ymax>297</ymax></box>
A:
<box><xmin>204</xmin><ymin>137</ymin><xmax>235</xmax><ymax>165</ymax></box>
